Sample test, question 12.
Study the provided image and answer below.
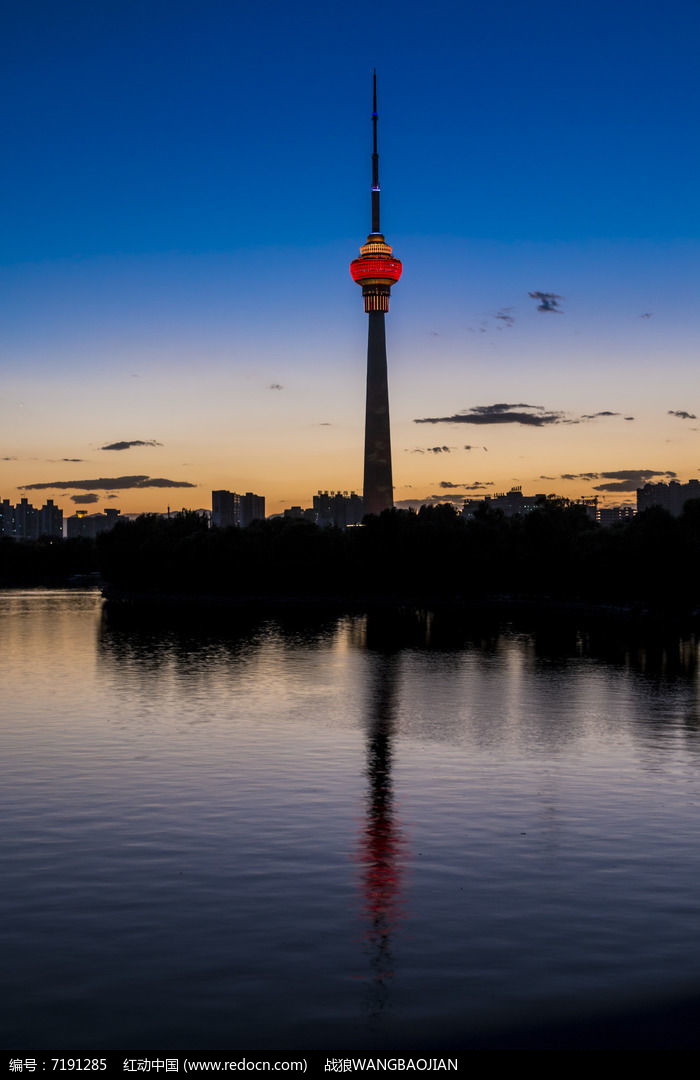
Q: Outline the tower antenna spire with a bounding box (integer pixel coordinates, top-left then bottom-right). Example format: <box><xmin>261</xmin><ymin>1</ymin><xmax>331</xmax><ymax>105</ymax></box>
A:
<box><xmin>372</xmin><ymin>69</ymin><xmax>380</xmax><ymax>234</ymax></box>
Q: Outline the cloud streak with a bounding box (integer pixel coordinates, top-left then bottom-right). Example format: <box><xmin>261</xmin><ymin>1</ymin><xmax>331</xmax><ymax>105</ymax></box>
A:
<box><xmin>669</xmin><ymin>410</ymin><xmax>697</xmax><ymax>420</ymax></box>
<box><xmin>415</xmin><ymin>403</ymin><xmax>631</xmax><ymax>428</ymax></box>
<box><xmin>439</xmin><ymin>480</ymin><xmax>494</xmax><ymax>490</ymax></box>
<box><xmin>101</xmin><ymin>440</ymin><xmax>163</xmax><ymax>451</ymax></box>
<box><xmin>19</xmin><ymin>475</ymin><xmax>196</xmax><ymax>491</ymax></box>
<box><xmin>415</xmin><ymin>403</ymin><xmax>564</xmax><ymax>426</ymax></box>
<box><xmin>592</xmin><ymin>469</ymin><xmax>676</xmax><ymax>493</ymax></box>
<box><xmin>556</xmin><ymin>469</ymin><xmax>677</xmax><ymax>491</ymax></box>
<box><xmin>407</xmin><ymin>446</ymin><xmax>454</xmax><ymax>453</ymax></box>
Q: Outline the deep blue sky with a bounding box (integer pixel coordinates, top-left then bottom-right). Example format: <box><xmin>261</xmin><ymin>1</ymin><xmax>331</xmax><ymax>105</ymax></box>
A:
<box><xmin>5</xmin><ymin>0</ymin><xmax>700</xmax><ymax>260</ymax></box>
<box><xmin>3</xmin><ymin>0</ymin><xmax>700</xmax><ymax>512</ymax></box>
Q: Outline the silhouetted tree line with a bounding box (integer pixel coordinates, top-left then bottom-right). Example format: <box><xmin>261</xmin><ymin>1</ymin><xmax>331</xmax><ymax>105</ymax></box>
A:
<box><xmin>95</xmin><ymin>501</ymin><xmax>700</xmax><ymax>612</ymax></box>
<box><xmin>0</xmin><ymin>536</ymin><xmax>99</xmax><ymax>585</ymax></box>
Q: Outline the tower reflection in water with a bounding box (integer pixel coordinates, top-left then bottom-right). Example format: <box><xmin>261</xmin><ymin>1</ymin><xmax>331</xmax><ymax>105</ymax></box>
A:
<box><xmin>356</xmin><ymin>647</ymin><xmax>407</xmax><ymax>1023</ymax></box>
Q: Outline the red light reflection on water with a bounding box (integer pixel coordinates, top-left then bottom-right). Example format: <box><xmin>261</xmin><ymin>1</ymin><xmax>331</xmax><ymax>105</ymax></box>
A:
<box><xmin>353</xmin><ymin>659</ymin><xmax>409</xmax><ymax>1009</ymax></box>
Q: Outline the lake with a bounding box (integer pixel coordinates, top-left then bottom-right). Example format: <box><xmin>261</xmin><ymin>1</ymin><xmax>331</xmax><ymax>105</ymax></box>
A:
<box><xmin>2</xmin><ymin>589</ymin><xmax>700</xmax><ymax>1051</ymax></box>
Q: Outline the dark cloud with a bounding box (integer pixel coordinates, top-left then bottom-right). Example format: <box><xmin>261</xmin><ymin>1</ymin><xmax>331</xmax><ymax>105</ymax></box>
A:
<box><xmin>539</xmin><ymin>475</ymin><xmax>556</xmax><ymax>480</ymax></box>
<box><xmin>640</xmin><ymin>312</ymin><xmax>653</xmax><ymax>319</ymax></box>
<box><xmin>592</xmin><ymin>469</ymin><xmax>676</xmax><ymax>493</ymax></box>
<box><xmin>416</xmin><ymin>403</ymin><xmax>564</xmax><ymax>426</ymax></box>
<box><xmin>494</xmin><ymin>309</ymin><xmax>515</xmax><ymax>326</ymax></box>
<box><xmin>1</xmin><ymin>456</ymin><xmax>16</xmax><ymax>461</ymax></box>
<box><xmin>560</xmin><ymin>473</ymin><xmax>600</xmax><ymax>481</ymax></box>
<box><xmin>126</xmin><ymin>477</ymin><xmax>196</xmax><ymax>489</ymax></box>
<box><xmin>528</xmin><ymin>291</ymin><xmax>563</xmax><ymax>313</ymax></box>
<box><xmin>669</xmin><ymin>410</ymin><xmax>697</xmax><ymax>420</ymax></box>
<box><xmin>101</xmin><ymin>440</ymin><xmax>163</xmax><ymax>451</ymax></box>
<box><xmin>439</xmin><ymin>480</ymin><xmax>494</xmax><ymax>490</ymax></box>
<box><xmin>19</xmin><ymin>475</ymin><xmax>196</xmax><ymax>491</ymax></box>
<box><xmin>269</xmin><ymin>383</ymin><xmax>284</xmax><ymax>391</ymax></box>
<box><xmin>62</xmin><ymin>458</ymin><xmax>84</xmax><ymax>462</ymax></box>
<box><xmin>71</xmin><ymin>494</ymin><xmax>100</xmax><ymax>504</ymax></box>
<box><xmin>416</xmin><ymin>403</ymin><xmax>627</xmax><ymax>427</ymax></box>
<box><xmin>407</xmin><ymin>446</ymin><xmax>454</xmax><ymax>454</ymax></box>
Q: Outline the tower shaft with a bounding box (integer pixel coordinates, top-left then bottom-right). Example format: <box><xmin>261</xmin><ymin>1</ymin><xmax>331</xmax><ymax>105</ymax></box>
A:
<box><xmin>363</xmin><ymin>312</ymin><xmax>393</xmax><ymax>516</ymax></box>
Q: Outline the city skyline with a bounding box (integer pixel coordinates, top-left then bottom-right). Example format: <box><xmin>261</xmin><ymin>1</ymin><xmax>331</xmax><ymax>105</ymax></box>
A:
<box><xmin>4</xmin><ymin>1</ymin><xmax>700</xmax><ymax>515</ymax></box>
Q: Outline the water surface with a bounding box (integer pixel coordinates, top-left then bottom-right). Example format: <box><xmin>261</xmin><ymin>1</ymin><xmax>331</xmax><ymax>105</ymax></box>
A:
<box><xmin>2</xmin><ymin>590</ymin><xmax>700</xmax><ymax>1050</ymax></box>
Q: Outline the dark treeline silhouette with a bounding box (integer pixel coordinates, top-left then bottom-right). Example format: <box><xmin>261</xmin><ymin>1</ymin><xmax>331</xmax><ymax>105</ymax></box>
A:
<box><xmin>95</xmin><ymin>501</ymin><xmax>700</xmax><ymax>613</ymax></box>
<box><xmin>0</xmin><ymin>536</ymin><xmax>99</xmax><ymax>585</ymax></box>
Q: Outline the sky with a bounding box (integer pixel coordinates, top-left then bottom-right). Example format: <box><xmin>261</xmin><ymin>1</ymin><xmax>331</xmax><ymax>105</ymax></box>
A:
<box><xmin>3</xmin><ymin>0</ymin><xmax>700</xmax><ymax>516</ymax></box>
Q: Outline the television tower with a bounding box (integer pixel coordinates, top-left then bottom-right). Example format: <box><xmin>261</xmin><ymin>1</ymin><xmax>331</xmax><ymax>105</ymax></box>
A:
<box><xmin>350</xmin><ymin>72</ymin><xmax>402</xmax><ymax>516</ymax></box>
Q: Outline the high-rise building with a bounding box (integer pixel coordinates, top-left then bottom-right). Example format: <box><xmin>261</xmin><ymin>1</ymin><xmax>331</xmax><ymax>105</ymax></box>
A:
<box><xmin>350</xmin><ymin>73</ymin><xmax>402</xmax><ymax>517</ymax></box>
<box><xmin>598</xmin><ymin>505</ymin><xmax>635</xmax><ymax>526</ymax></box>
<box><xmin>14</xmin><ymin>497</ymin><xmax>39</xmax><ymax>540</ymax></box>
<box><xmin>637</xmin><ymin>478</ymin><xmax>700</xmax><ymax>516</ymax></box>
<box><xmin>0</xmin><ymin>499</ymin><xmax>16</xmax><ymax>537</ymax></box>
<box><xmin>212</xmin><ymin>490</ymin><xmax>240</xmax><ymax>528</ymax></box>
<box><xmin>212</xmin><ymin>490</ymin><xmax>265</xmax><ymax>528</ymax></box>
<box><xmin>39</xmin><ymin>499</ymin><xmax>63</xmax><ymax>539</ymax></box>
<box><xmin>313</xmin><ymin>490</ymin><xmax>365</xmax><ymax>528</ymax></box>
<box><xmin>240</xmin><ymin>492</ymin><xmax>265</xmax><ymax>528</ymax></box>
<box><xmin>0</xmin><ymin>497</ymin><xmax>63</xmax><ymax>539</ymax></box>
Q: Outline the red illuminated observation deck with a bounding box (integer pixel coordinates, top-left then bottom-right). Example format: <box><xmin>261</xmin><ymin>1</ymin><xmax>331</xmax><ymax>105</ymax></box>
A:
<box><xmin>350</xmin><ymin>236</ymin><xmax>403</xmax><ymax>312</ymax></box>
